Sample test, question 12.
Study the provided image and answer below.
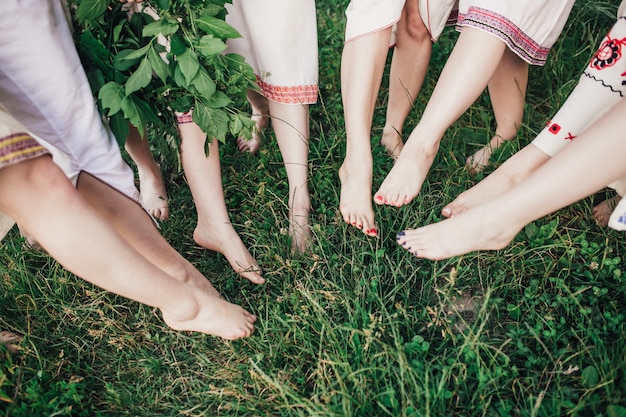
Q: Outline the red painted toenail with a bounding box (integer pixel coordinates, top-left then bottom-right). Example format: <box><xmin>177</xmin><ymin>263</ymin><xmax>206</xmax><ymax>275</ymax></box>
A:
<box><xmin>376</xmin><ymin>195</ymin><xmax>383</xmax><ymax>201</ymax></box>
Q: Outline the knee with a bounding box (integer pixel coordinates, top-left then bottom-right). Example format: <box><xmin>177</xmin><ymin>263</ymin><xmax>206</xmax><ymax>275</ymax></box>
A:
<box><xmin>404</xmin><ymin>13</ymin><xmax>430</xmax><ymax>43</ymax></box>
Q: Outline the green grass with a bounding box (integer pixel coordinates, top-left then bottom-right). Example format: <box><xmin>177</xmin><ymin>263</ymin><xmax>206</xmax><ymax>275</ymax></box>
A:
<box><xmin>2</xmin><ymin>1</ymin><xmax>626</xmax><ymax>416</ymax></box>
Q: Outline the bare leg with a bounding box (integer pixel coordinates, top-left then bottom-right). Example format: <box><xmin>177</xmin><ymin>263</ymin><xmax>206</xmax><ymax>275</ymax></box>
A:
<box><xmin>268</xmin><ymin>100</ymin><xmax>311</xmax><ymax>253</ymax></box>
<box><xmin>76</xmin><ymin>172</ymin><xmax>220</xmax><ymax>297</ymax></box>
<box><xmin>375</xmin><ymin>27</ymin><xmax>507</xmax><ymax>207</ymax></box>
<box><xmin>443</xmin><ymin>25</ymin><xmax>626</xmax><ymax>217</ymax></box>
<box><xmin>339</xmin><ymin>27</ymin><xmax>393</xmax><ymax>237</ymax></box>
<box><xmin>397</xmin><ymin>98</ymin><xmax>626</xmax><ymax>260</ymax></box>
<box><xmin>177</xmin><ymin>121</ymin><xmax>264</xmax><ymax>284</ymax></box>
<box><xmin>467</xmin><ymin>50</ymin><xmax>528</xmax><ymax>174</ymax></box>
<box><xmin>124</xmin><ymin>124</ymin><xmax>169</xmax><ymax>220</ymax></box>
<box><xmin>381</xmin><ymin>0</ymin><xmax>432</xmax><ymax>159</ymax></box>
<box><xmin>237</xmin><ymin>90</ymin><xmax>270</xmax><ymax>154</ymax></box>
<box><xmin>442</xmin><ymin>144</ymin><xmax>550</xmax><ymax>217</ymax></box>
<box><xmin>1</xmin><ymin>156</ymin><xmax>255</xmax><ymax>339</ymax></box>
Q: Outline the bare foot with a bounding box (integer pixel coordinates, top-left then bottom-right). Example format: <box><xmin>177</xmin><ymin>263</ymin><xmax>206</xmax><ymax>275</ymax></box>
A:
<box><xmin>465</xmin><ymin>144</ymin><xmax>494</xmax><ymax>175</ymax></box>
<box><xmin>237</xmin><ymin>113</ymin><xmax>268</xmax><ymax>155</ymax></box>
<box><xmin>374</xmin><ymin>139</ymin><xmax>437</xmax><ymax>207</ymax></box>
<box><xmin>138</xmin><ymin>164</ymin><xmax>169</xmax><ymax>221</ymax></box>
<box><xmin>162</xmin><ymin>291</ymin><xmax>256</xmax><ymax>340</ymax></box>
<box><xmin>339</xmin><ymin>158</ymin><xmax>378</xmax><ymax>236</ymax></box>
<box><xmin>0</xmin><ymin>330</ymin><xmax>22</xmax><ymax>354</ymax></box>
<box><xmin>396</xmin><ymin>206</ymin><xmax>519</xmax><ymax>260</ymax></box>
<box><xmin>465</xmin><ymin>134</ymin><xmax>507</xmax><ymax>175</ymax></box>
<box><xmin>236</xmin><ymin>132</ymin><xmax>262</xmax><ymax>154</ymax></box>
<box><xmin>193</xmin><ymin>221</ymin><xmax>264</xmax><ymax>284</ymax></box>
<box><xmin>380</xmin><ymin>126</ymin><xmax>404</xmax><ymax>159</ymax></box>
<box><xmin>592</xmin><ymin>194</ymin><xmax>621</xmax><ymax>227</ymax></box>
<box><xmin>289</xmin><ymin>197</ymin><xmax>311</xmax><ymax>253</ymax></box>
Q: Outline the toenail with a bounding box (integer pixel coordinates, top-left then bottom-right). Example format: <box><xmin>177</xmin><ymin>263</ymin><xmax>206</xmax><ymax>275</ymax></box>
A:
<box><xmin>376</xmin><ymin>195</ymin><xmax>383</xmax><ymax>201</ymax></box>
<box><xmin>397</xmin><ymin>231</ymin><xmax>405</xmax><ymax>237</ymax></box>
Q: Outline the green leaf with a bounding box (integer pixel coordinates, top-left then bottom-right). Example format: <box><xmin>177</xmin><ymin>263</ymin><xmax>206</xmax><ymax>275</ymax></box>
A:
<box><xmin>191</xmin><ymin>67</ymin><xmax>216</xmax><ymax>99</ymax></box>
<box><xmin>113</xmin><ymin>22</ymin><xmax>125</xmax><ymax>43</ymax></box>
<box><xmin>120</xmin><ymin>96</ymin><xmax>141</xmax><ymax>130</ymax></box>
<box><xmin>196</xmin><ymin>35</ymin><xmax>227</xmax><ymax>57</ymax></box>
<box><xmin>109</xmin><ymin>112</ymin><xmax>130</xmax><ymax>147</ymax></box>
<box><xmin>75</xmin><ymin>0</ymin><xmax>109</xmax><ymax>22</ymax></box>
<box><xmin>169</xmin><ymin>34</ymin><xmax>187</xmax><ymax>55</ymax></box>
<box><xmin>195</xmin><ymin>15</ymin><xmax>241</xmax><ymax>39</ymax></box>
<box><xmin>125</xmin><ymin>57</ymin><xmax>153</xmax><ymax>96</ymax></box>
<box><xmin>581</xmin><ymin>365</ymin><xmax>599</xmax><ymax>388</ymax></box>
<box><xmin>142</xmin><ymin>19</ymin><xmax>179</xmax><ymax>38</ymax></box>
<box><xmin>524</xmin><ymin>222</ymin><xmax>539</xmax><ymax>241</ymax></box>
<box><xmin>98</xmin><ymin>82</ymin><xmax>125</xmax><ymax>116</ymax></box>
<box><xmin>148</xmin><ymin>45</ymin><xmax>169</xmax><ymax>84</ymax></box>
<box><xmin>607</xmin><ymin>405</ymin><xmax>626</xmax><ymax>417</ymax></box>
<box><xmin>114</xmin><ymin>46</ymin><xmax>150</xmax><ymax>71</ymax></box>
<box><xmin>198</xmin><ymin>5</ymin><xmax>224</xmax><ymax>17</ymax></box>
<box><xmin>193</xmin><ymin>99</ymin><xmax>229</xmax><ymax>143</ymax></box>
<box><xmin>155</xmin><ymin>0</ymin><xmax>171</xmax><ymax>9</ymax></box>
<box><xmin>229</xmin><ymin>112</ymin><xmax>243</xmax><ymax>136</ymax></box>
<box><xmin>120</xmin><ymin>44</ymin><xmax>151</xmax><ymax>61</ymax></box>
<box><xmin>173</xmin><ymin>63</ymin><xmax>188</xmax><ymax>88</ymax></box>
<box><xmin>538</xmin><ymin>218</ymin><xmax>559</xmax><ymax>240</ymax></box>
<box><xmin>203</xmin><ymin>91</ymin><xmax>231</xmax><ymax>108</ymax></box>
<box><xmin>176</xmin><ymin>49</ymin><xmax>200</xmax><ymax>85</ymax></box>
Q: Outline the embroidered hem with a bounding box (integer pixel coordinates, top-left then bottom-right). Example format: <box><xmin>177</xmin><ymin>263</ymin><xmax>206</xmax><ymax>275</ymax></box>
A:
<box><xmin>0</xmin><ymin>132</ymin><xmax>48</xmax><ymax>169</ymax></box>
<box><xmin>175</xmin><ymin>111</ymin><xmax>194</xmax><ymax>124</ymax></box>
<box><xmin>457</xmin><ymin>7</ymin><xmax>550</xmax><ymax>66</ymax></box>
<box><xmin>257</xmin><ymin>78</ymin><xmax>318</xmax><ymax>105</ymax></box>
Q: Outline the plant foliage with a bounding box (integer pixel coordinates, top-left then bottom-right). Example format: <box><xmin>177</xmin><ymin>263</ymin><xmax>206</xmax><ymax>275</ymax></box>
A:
<box><xmin>70</xmin><ymin>0</ymin><xmax>257</xmax><ymax>148</ymax></box>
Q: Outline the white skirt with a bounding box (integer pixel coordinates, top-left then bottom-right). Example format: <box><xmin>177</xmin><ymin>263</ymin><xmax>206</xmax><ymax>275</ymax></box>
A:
<box><xmin>226</xmin><ymin>0</ymin><xmax>318</xmax><ymax>105</ymax></box>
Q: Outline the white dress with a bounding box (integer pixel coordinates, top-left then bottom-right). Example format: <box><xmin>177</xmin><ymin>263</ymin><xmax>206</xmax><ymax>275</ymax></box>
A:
<box><xmin>226</xmin><ymin>0</ymin><xmax>319</xmax><ymax>105</ymax></box>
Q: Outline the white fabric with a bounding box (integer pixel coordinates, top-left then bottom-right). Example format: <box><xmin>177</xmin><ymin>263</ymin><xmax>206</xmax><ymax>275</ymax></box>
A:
<box><xmin>226</xmin><ymin>0</ymin><xmax>319</xmax><ymax>105</ymax></box>
<box><xmin>419</xmin><ymin>0</ymin><xmax>458</xmax><ymax>42</ymax></box>
<box><xmin>0</xmin><ymin>0</ymin><xmax>139</xmax><ymax>201</ymax></box>
<box><xmin>344</xmin><ymin>0</ymin><xmax>405</xmax><ymax>43</ymax></box>
<box><xmin>532</xmin><ymin>12</ymin><xmax>626</xmax><ymax>156</ymax></box>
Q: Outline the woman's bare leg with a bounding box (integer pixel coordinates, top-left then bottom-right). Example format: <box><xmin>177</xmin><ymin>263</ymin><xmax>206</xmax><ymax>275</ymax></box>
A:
<box><xmin>268</xmin><ymin>100</ymin><xmax>312</xmax><ymax>253</ymax></box>
<box><xmin>339</xmin><ymin>27</ymin><xmax>393</xmax><ymax>237</ymax></box>
<box><xmin>442</xmin><ymin>144</ymin><xmax>550</xmax><ymax>217</ymax></box>
<box><xmin>466</xmin><ymin>50</ymin><xmax>528</xmax><ymax>173</ymax></box>
<box><xmin>381</xmin><ymin>0</ymin><xmax>432</xmax><ymax>158</ymax></box>
<box><xmin>124</xmin><ymin>124</ymin><xmax>169</xmax><ymax>220</ymax></box>
<box><xmin>1</xmin><ymin>156</ymin><xmax>255</xmax><ymax>339</ymax></box>
<box><xmin>237</xmin><ymin>90</ymin><xmax>270</xmax><ymax>154</ymax></box>
<box><xmin>397</xmin><ymin>98</ymin><xmax>626</xmax><ymax>260</ymax></box>
<box><xmin>374</xmin><ymin>27</ymin><xmax>507</xmax><ymax>207</ymax></box>
<box><xmin>443</xmin><ymin>20</ymin><xmax>626</xmax><ymax>217</ymax></box>
<box><xmin>76</xmin><ymin>172</ymin><xmax>220</xmax><ymax>296</ymax></box>
<box><xmin>177</xmin><ymin>121</ymin><xmax>264</xmax><ymax>284</ymax></box>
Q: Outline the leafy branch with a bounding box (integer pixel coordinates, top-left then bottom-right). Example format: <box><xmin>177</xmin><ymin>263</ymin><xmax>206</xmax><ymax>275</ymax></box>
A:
<box><xmin>70</xmin><ymin>0</ymin><xmax>257</xmax><ymax>149</ymax></box>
